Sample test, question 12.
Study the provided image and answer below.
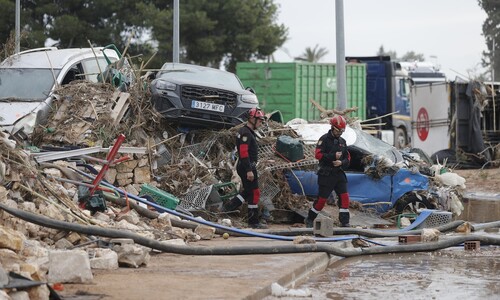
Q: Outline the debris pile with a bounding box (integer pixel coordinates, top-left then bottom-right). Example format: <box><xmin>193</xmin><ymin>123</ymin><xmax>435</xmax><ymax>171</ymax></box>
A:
<box><xmin>0</xmin><ymin>74</ymin><xmax>471</xmax><ymax>297</ymax></box>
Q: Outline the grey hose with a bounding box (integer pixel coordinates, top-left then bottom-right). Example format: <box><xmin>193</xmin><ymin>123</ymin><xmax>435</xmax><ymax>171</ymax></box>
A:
<box><xmin>2</xmin><ymin>203</ymin><xmax>500</xmax><ymax>257</ymax></box>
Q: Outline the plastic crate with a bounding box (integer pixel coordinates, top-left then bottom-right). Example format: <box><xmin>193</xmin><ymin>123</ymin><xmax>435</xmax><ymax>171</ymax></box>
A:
<box><xmin>417</xmin><ymin>211</ymin><xmax>452</xmax><ymax>229</ymax></box>
<box><xmin>212</xmin><ymin>182</ymin><xmax>238</xmax><ymax>202</ymax></box>
<box><xmin>140</xmin><ymin>184</ymin><xmax>179</xmax><ymax>209</ymax></box>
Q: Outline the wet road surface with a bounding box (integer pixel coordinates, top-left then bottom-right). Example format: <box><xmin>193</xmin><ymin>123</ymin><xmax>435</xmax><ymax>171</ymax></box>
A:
<box><xmin>269</xmin><ymin>247</ymin><xmax>500</xmax><ymax>300</ymax></box>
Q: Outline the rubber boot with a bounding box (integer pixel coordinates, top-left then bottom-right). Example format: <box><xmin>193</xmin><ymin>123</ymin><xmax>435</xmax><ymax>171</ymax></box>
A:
<box><xmin>339</xmin><ymin>210</ymin><xmax>350</xmax><ymax>227</ymax></box>
<box><xmin>248</xmin><ymin>208</ymin><xmax>267</xmax><ymax>229</ymax></box>
<box><xmin>304</xmin><ymin>209</ymin><xmax>318</xmax><ymax>228</ymax></box>
<box><xmin>222</xmin><ymin>195</ymin><xmax>243</xmax><ymax>212</ymax></box>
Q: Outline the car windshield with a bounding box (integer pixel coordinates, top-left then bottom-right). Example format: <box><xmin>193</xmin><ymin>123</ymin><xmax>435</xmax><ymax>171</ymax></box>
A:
<box><xmin>157</xmin><ymin>67</ymin><xmax>244</xmax><ymax>90</ymax></box>
<box><xmin>348</xmin><ymin>127</ymin><xmax>403</xmax><ymax>164</ymax></box>
<box><xmin>0</xmin><ymin>68</ymin><xmax>59</xmax><ymax>100</ymax></box>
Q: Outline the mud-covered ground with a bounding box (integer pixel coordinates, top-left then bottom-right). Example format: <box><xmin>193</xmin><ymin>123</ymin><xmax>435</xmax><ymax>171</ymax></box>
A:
<box><xmin>454</xmin><ymin>168</ymin><xmax>500</xmax><ymax>194</ymax></box>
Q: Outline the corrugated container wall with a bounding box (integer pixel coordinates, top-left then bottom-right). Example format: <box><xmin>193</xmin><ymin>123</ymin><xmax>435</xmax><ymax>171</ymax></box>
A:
<box><xmin>236</xmin><ymin>62</ymin><xmax>366</xmax><ymax>123</ymax></box>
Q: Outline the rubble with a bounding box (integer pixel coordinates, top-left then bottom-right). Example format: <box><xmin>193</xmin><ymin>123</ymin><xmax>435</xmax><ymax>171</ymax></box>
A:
<box><xmin>0</xmin><ymin>69</ymin><xmax>474</xmax><ymax>298</ymax></box>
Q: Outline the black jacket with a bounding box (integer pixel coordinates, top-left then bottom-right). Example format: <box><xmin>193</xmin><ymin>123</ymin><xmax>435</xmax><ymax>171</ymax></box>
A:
<box><xmin>236</xmin><ymin>125</ymin><xmax>258</xmax><ymax>172</ymax></box>
<box><xmin>315</xmin><ymin>130</ymin><xmax>350</xmax><ymax>175</ymax></box>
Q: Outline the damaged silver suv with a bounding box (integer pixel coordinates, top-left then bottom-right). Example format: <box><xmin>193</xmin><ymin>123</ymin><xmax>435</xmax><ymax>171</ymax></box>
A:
<box><xmin>150</xmin><ymin>63</ymin><xmax>259</xmax><ymax>128</ymax></box>
<box><xmin>0</xmin><ymin>46</ymin><xmax>123</xmax><ymax>138</ymax></box>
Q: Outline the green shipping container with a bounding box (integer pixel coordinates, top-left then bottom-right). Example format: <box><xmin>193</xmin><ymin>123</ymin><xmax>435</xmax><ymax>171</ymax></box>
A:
<box><xmin>236</xmin><ymin>62</ymin><xmax>366</xmax><ymax>123</ymax></box>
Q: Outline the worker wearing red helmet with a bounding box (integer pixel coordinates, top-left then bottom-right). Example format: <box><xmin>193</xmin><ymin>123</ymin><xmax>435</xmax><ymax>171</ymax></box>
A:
<box><xmin>305</xmin><ymin>114</ymin><xmax>351</xmax><ymax>228</ymax></box>
<box><xmin>222</xmin><ymin>107</ymin><xmax>268</xmax><ymax>229</ymax></box>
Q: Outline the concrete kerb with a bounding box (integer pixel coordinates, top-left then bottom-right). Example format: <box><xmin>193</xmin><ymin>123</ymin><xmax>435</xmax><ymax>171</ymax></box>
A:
<box><xmin>244</xmin><ymin>252</ymin><xmax>335</xmax><ymax>300</ymax></box>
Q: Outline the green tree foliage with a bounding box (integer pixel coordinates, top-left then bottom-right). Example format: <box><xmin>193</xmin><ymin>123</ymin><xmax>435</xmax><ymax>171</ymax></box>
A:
<box><xmin>0</xmin><ymin>0</ymin><xmax>287</xmax><ymax>73</ymax></box>
<box><xmin>376</xmin><ymin>45</ymin><xmax>397</xmax><ymax>60</ymax></box>
<box><xmin>478</xmin><ymin>0</ymin><xmax>500</xmax><ymax>81</ymax></box>
<box><xmin>294</xmin><ymin>44</ymin><xmax>329</xmax><ymax>62</ymax></box>
<box><xmin>377</xmin><ymin>45</ymin><xmax>425</xmax><ymax>62</ymax></box>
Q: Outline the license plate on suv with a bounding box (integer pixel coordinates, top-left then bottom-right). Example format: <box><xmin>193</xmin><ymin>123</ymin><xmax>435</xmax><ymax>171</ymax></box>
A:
<box><xmin>191</xmin><ymin>100</ymin><xmax>225</xmax><ymax>113</ymax></box>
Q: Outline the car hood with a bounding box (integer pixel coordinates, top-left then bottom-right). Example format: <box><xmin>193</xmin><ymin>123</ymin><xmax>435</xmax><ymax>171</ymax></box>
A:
<box><xmin>0</xmin><ymin>101</ymin><xmax>42</xmax><ymax>126</ymax></box>
<box><xmin>154</xmin><ymin>78</ymin><xmax>250</xmax><ymax>95</ymax></box>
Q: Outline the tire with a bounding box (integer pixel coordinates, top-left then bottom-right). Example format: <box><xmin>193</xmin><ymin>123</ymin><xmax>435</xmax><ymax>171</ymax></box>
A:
<box><xmin>394</xmin><ymin>194</ymin><xmax>436</xmax><ymax>214</ymax></box>
<box><xmin>394</xmin><ymin>128</ymin><xmax>407</xmax><ymax>149</ymax></box>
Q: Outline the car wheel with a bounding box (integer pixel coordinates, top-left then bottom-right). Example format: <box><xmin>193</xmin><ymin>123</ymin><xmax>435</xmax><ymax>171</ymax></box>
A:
<box><xmin>394</xmin><ymin>128</ymin><xmax>407</xmax><ymax>149</ymax></box>
<box><xmin>394</xmin><ymin>195</ymin><xmax>436</xmax><ymax>214</ymax></box>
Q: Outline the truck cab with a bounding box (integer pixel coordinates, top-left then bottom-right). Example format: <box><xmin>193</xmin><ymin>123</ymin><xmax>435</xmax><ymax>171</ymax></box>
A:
<box><xmin>346</xmin><ymin>56</ymin><xmax>411</xmax><ymax>148</ymax></box>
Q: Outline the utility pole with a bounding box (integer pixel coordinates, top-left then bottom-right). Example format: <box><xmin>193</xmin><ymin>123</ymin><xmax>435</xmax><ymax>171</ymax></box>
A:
<box><xmin>15</xmin><ymin>0</ymin><xmax>20</xmax><ymax>53</ymax></box>
<box><xmin>173</xmin><ymin>0</ymin><xmax>180</xmax><ymax>63</ymax></box>
<box><xmin>492</xmin><ymin>38</ymin><xmax>496</xmax><ymax>130</ymax></box>
<box><xmin>335</xmin><ymin>0</ymin><xmax>347</xmax><ymax>110</ymax></box>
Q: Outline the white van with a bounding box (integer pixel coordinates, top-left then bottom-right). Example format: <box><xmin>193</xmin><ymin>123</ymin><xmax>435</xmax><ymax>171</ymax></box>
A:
<box><xmin>0</xmin><ymin>46</ymin><xmax>122</xmax><ymax>138</ymax></box>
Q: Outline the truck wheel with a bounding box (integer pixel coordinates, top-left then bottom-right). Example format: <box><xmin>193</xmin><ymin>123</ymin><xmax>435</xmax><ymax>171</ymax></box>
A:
<box><xmin>394</xmin><ymin>195</ymin><xmax>436</xmax><ymax>214</ymax></box>
<box><xmin>394</xmin><ymin>128</ymin><xmax>407</xmax><ymax>149</ymax></box>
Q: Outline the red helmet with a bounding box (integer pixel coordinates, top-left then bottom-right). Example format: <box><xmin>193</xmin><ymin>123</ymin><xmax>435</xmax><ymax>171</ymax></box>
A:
<box><xmin>248</xmin><ymin>107</ymin><xmax>265</xmax><ymax>120</ymax></box>
<box><xmin>330</xmin><ymin>115</ymin><xmax>346</xmax><ymax>130</ymax></box>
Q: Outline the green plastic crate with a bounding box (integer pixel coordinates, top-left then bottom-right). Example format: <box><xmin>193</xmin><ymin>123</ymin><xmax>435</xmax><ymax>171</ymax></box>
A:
<box><xmin>212</xmin><ymin>182</ymin><xmax>238</xmax><ymax>202</ymax></box>
<box><xmin>140</xmin><ymin>184</ymin><xmax>179</xmax><ymax>209</ymax></box>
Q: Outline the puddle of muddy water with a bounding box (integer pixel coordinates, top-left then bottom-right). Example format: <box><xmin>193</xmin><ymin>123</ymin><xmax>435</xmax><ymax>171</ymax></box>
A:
<box><xmin>282</xmin><ymin>248</ymin><xmax>500</xmax><ymax>300</ymax></box>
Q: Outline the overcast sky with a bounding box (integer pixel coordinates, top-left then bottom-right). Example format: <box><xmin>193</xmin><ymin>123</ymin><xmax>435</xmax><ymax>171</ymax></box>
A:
<box><xmin>272</xmin><ymin>0</ymin><xmax>488</xmax><ymax>80</ymax></box>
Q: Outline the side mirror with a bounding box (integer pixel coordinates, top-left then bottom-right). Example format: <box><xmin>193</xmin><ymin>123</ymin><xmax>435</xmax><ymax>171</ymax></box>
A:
<box><xmin>246</xmin><ymin>87</ymin><xmax>256</xmax><ymax>94</ymax></box>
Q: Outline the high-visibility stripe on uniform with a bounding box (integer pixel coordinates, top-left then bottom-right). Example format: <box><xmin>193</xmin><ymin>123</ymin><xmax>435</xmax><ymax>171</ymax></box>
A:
<box><xmin>313</xmin><ymin>197</ymin><xmax>327</xmax><ymax>211</ymax></box>
<box><xmin>239</xmin><ymin>144</ymin><xmax>249</xmax><ymax>158</ymax></box>
<box><xmin>339</xmin><ymin>193</ymin><xmax>350</xmax><ymax>209</ymax></box>
<box><xmin>315</xmin><ymin>148</ymin><xmax>323</xmax><ymax>160</ymax></box>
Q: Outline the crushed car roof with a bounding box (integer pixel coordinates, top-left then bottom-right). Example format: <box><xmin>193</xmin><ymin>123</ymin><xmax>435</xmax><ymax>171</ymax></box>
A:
<box><xmin>0</xmin><ymin>47</ymin><xmax>118</xmax><ymax>69</ymax></box>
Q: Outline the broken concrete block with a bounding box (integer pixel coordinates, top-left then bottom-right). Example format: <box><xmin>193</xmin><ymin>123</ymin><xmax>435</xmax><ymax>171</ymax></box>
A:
<box><xmin>421</xmin><ymin>228</ymin><xmax>440</xmax><ymax>242</ymax></box>
<box><xmin>65</xmin><ymin>232</ymin><xmax>81</xmax><ymax>245</ymax></box>
<box><xmin>134</xmin><ymin>166</ymin><xmax>151</xmax><ymax>184</ymax></box>
<box><xmin>194</xmin><ymin>225</ymin><xmax>215</xmax><ymax>240</ymax></box>
<box><xmin>41</xmin><ymin>204</ymin><xmax>65</xmax><ymax>221</ymax></box>
<box><xmin>124</xmin><ymin>184</ymin><xmax>139</xmax><ymax>196</ymax></box>
<box><xmin>28</xmin><ymin>284</ymin><xmax>50</xmax><ymax>300</ymax></box>
<box><xmin>116</xmin><ymin>210</ymin><xmax>140</xmax><ymax>225</ymax></box>
<box><xmin>0</xmin><ymin>224</ymin><xmax>25</xmax><ymax>252</ymax></box>
<box><xmin>48</xmin><ymin>250</ymin><xmax>93</xmax><ymax>283</ymax></box>
<box><xmin>89</xmin><ymin>249</ymin><xmax>118</xmax><ymax>270</ymax></box>
<box><xmin>54</xmin><ymin>238</ymin><xmax>73</xmax><ymax>249</ymax></box>
<box><xmin>19</xmin><ymin>201</ymin><xmax>37</xmax><ymax>213</ymax></box>
<box><xmin>115</xmin><ymin>220</ymin><xmax>141</xmax><ymax>231</ymax></box>
<box><xmin>0</xmin><ymin>290</ymin><xmax>9</xmax><ymax>299</ymax></box>
<box><xmin>93</xmin><ymin>211</ymin><xmax>111</xmax><ymax>223</ymax></box>
<box><xmin>9</xmin><ymin>290</ymin><xmax>30</xmax><ymax>300</ymax></box>
<box><xmin>21</xmin><ymin>240</ymin><xmax>48</xmax><ymax>258</ymax></box>
<box><xmin>117</xmin><ymin>177</ymin><xmax>133</xmax><ymax>187</ymax></box>
<box><xmin>0</xmin><ymin>266</ymin><xmax>8</xmax><ymax>287</ymax></box>
<box><xmin>116</xmin><ymin>172</ymin><xmax>134</xmax><ymax>180</ymax></box>
<box><xmin>20</xmin><ymin>262</ymin><xmax>44</xmax><ymax>282</ymax></box>
<box><xmin>104</xmin><ymin>167</ymin><xmax>118</xmax><ymax>185</ymax></box>
<box><xmin>1</xmin><ymin>199</ymin><xmax>18</xmax><ymax>220</ymax></box>
<box><xmin>112</xmin><ymin>244</ymin><xmax>150</xmax><ymax>268</ymax></box>
<box><xmin>116</xmin><ymin>160</ymin><xmax>138</xmax><ymax>173</ymax></box>
<box><xmin>137</xmin><ymin>156</ymin><xmax>149</xmax><ymax>168</ymax></box>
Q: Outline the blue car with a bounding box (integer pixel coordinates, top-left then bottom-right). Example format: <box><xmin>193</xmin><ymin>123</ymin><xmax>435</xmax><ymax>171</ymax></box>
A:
<box><xmin>285</xmin><ymin>124</ymin><xmax>437</xmax><ymax>214</ymax></box>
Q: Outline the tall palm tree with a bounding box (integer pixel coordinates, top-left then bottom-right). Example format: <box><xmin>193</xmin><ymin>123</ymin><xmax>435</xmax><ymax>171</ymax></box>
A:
<box><xmin>295</xmin><ymin>44</ymin><xmax>329</xmax><ymax>62</ymax></box>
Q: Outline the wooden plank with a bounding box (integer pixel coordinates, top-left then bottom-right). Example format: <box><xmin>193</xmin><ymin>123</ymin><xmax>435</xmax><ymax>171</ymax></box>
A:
<box><xmin>110</xmin><ymin>92</ymin><xmax>130</xmax><ymax>125</ymax></box>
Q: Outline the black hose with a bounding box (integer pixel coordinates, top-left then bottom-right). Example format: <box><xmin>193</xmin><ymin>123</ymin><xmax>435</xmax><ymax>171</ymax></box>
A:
<box><xmin>2</xmin><ymin>203</ymin><xmax>500</xmax><ymax>257</ymax></box>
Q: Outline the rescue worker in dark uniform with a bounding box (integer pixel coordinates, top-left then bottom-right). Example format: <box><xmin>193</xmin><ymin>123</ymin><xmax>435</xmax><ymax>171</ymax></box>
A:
<box><xmin>222</xmin><ymin>107</ymin><xmax>267</xmax><ymax>229</ymax></box>
<box><xmin>305</xmin><ymin>115</ymin><xmax>351</xmax><ymax>228</ymax></box>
